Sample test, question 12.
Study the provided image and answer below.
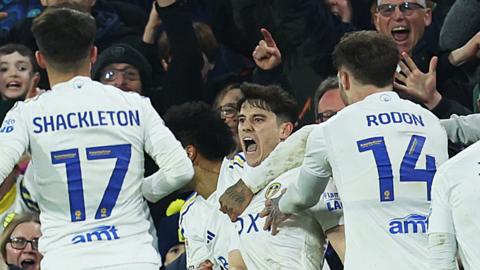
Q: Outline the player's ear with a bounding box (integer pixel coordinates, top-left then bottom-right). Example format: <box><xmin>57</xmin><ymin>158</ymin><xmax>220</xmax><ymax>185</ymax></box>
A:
<box><xmin>185</xmin><ymin>145</ymin><xmax>197</xmax><ymax>162</ymax></box>
<box><xmin>338</xmin><ymin>70</ymin><xmax>350</xmax><ymax>91</ymax></box>
<box><xmin>35</xmin><ymin>51</ymin><xmax>47</xmax><ymax>70</ymax></box>
<box><xmin>279</xmin><ymin>121</ymin><xmax>294</xmax><ymax>141</ymax></box>
<box><xmin>90</xmin><ymin>46</ymin><xmax>98</xmax><ymax>65</ymax></box>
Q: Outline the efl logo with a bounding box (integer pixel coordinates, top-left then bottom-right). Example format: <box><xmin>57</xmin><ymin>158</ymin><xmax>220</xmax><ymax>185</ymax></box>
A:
<box><xmin>0</xmin><ymin>119</ymin><xmax>15</xmax><ymax>133</ymax></box>
<box><xmin>389</xmin><ymin>214</ymin><xmax>428</xmax><ymax>235</ymax></box>
<box><xmin>72</xmin><ymin>225</ymin><xmax>120</xmax><ymax>244</ymax></box>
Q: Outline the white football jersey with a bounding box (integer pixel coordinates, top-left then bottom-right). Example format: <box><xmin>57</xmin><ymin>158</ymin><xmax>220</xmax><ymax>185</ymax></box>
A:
<box><xmin>302</xmin><ymin>92</ymin><xmax>448</xmax><ymax>269</ymax></box>
<box><xmin>180</xmin><ymin>159</ymin><xmax>241</xmax><ymax>270</ymax></box>
<box><xmin>0</xmin><ymin>77</ymin><xmax>192</xmax><ymax>269</ymax></box>
<box><xmin>216</xmin><ymin>154</ymin><xmax>246</xmax><ymax>196</ymax></box>
<box><xmin>236</xmin><ymin>167</ymin><xmax>343</xmax><ymax>270</ymax></box>
<box><xmin>429</xmin><ymin>141</ymin><xmax>480</xmax><ymax>269</ymax></box>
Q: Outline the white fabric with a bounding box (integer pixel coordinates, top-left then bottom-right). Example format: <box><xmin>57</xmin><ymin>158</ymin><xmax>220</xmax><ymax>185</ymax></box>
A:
<box><xmin>429</xmin><ymin>141</ymin><xmax>480</xmax><ymax>269</ymax></box>
<box><xmin>440</xmin><ymin>113</ymin><xmax>480</xmax><ymax>145</ymax></box>
<box><xmin>180</xmin><ymin>192</ymin><xmax>240</xmax><ymax>270</ymax></box>
<box><xmin>290</xmin><ymin>91</ymin><xmax>448</xmax><ymax>270</ymax></box>
<box><xmin>180</xmin><ymin>160</ymin><xmax>241</xmax><ymax>270</ymax></box>
<box><xmin>0</xmin><ymin>77</ymin><xmax>194</xmax><ymax>269</ymax></box>
<box><xmin>236</xmin><ymin>167</ymin><xmax>343</xmax><ymax>270</ymax></box>
<box><xmin>428</xmin><ymin>233</ymin><xmax>458</xmax><ymax>270</ymax></box>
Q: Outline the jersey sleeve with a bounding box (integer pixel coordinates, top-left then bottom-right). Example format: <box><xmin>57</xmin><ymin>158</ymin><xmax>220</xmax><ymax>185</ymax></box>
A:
<box><xmin>302</xmin><ymin>125</ymin><xmax>332</xmax><ymax>178</ymax></box>
<box><xmin>179</xmin><ymin>199</ymin><xmax>212</xmax><ymax>268</ymax></box>
<box><xmin>307</xmin><ymin>179</ymin><xmax>343</xmax><ymax>232</ymax></box>
<box><xmin>141</xmin><ymin>98</ymin><xmax>194</xmax><ymax>202</ymax></box>
<box><xmin>0</xmin><ymin>103</ymin><xmax>29</xmax><ymax>183</ymax></box>
<box><xmin>428</xmin><ymin>172</ymin><xmax>455</xmax><ymax>234</ymax></box>
<box><xmin>440</xmin><ymin>114</ymin><xmax>480</xmax><ymax>145</ymax></box>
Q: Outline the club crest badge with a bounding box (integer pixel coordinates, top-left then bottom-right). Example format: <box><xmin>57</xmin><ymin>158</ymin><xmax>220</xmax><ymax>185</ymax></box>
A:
<box><xmin>265</xmin><ymin>182</ymin><xmax>282</xmax><ymax>199</ymax></box>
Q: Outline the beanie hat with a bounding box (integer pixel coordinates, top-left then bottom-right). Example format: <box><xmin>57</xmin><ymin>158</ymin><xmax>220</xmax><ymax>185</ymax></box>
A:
<box><xmin>92</xmin><ymin>43</ymin><xmax>152</xmax><ymax>92</ymax></box>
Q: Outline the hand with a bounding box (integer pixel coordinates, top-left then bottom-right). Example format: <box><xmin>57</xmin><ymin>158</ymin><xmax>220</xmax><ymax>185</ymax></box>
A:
<box><xmin>0</xmin><ymin>12</ymin><xmax>7</xmax><ymax>21</ymax></box>
<box><xmin>448</xmin><ymin>32</ymin><xmax>480</xmax><ymax>67</ymax></box>
<box><xmin>259</xmin><ymin>189</ymin><xmax>290</xmax><ymax>236</ymax></box>
<box><xmin>394</xmin><ymin>52</ymin><xmax>442</xmax><ymax>109</ymax></box>
<box><xmin>328</xmin><ymin>0</ymin><xmax>352</xmax><ymax>23</ymax></box>
<box><xmin>219</xmin><ymin>179</ymin><xmax>254</xmax><ymax>222</ymax></box>
<box><xmin>197</xmin><ymin>260</ymin><xmax>214</xmax><ymax>270</ymax></box>
<box><xmin>252</xmin><ymin>28</ymin><xmax>282</xmax><ymax>70</ymax></box>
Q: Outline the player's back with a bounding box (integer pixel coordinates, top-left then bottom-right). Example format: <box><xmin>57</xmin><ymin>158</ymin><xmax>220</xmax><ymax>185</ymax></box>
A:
<box><xmin>321</xmin><ymin>92</ymin><xmax>448</xmax><ymax>269</ymax></box>
<box><xmin>18</xmin><ymin>77</ymin><xmax>165</xmax><ymax>268</ymax></box>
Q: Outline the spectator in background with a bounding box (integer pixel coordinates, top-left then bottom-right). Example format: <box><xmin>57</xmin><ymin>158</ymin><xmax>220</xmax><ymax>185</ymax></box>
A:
<box><xmin>0</xmin><ymin>212</ymin><xmax>42</xmax><ymax>270</ymax></box>
<box><xmin>0</xmin><ymin>0</ymin><xmax>42</xmax><ymax>33</ymax></box>
<box><xmin>92</xmin><ymin>43</ymin><xmax>152</xmax><ymax>95</ymax></box>
<box><xmin>0</xmin><ymin>44</ymin><xmax>39</xmax><ymax>121</ymax></box>
<box><xmin>208</xmin><ymin>0</ymin><xmax>342</xmax><ymax>124</ymax></box>
<box><xmin>313</xmin><ymin>76</ymin><xmax>346</xmax><ymax>124</ymax></box>
<box><xmin>213</xmin><ymin>84</ymin><xmax>243</xmax><ymax>156</ymax></box>
<box><xmin>324</xmin><ymin>0</ymin><xmax>352</xmax><ymax>23</ymax></box>
<box><xmin>3</xmin><ymin>0</ymin><xmax>145</xmax><ymax>89</ymax></box>
<box><xmin>371</xmin><ymin>0</ymin><xmax>478</xmax><ymax>118</ymax></box>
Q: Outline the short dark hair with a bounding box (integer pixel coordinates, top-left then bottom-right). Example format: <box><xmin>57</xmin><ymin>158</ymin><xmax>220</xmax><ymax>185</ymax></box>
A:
<box><xmin>213</xmin><ymin>83</ymin><xmax>242</xmax><ymax>109</ymax></box>
<box><xmin>0</xmin><ymin>43</ymin><xmax>37</xmax><ymax>73</ymax></box>
<box><xmin>333</xmin><ymin>31</ymin><xmax>399</xmax><ymax>88</ymax></box>
<box><xmin>164</xmin><ymin>101</ymin><xmax>235</xmax><ymax>161</ymax></box>
<box><xmin>238</xmin><ymin>83</ymin><xmax>298</xmax><ymax>124</ymax></box>
<box><xmin>31</xmin><ymin>5</ymin><xmax>96</xmax><ymax>72</ymax></box>
<box><xmin>314</xmin><ymin>76</ymin><xmax>339</xmax><ymax>116</ymax></box>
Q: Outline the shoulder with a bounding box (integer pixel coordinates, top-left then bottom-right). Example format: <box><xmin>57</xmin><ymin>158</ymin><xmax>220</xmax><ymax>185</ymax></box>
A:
<box><xmin>229</xmin><ymin>152</ymin><xmax>246</xmax><ymax>170</ymax></box>
<box><xmin>439</xmin><ymin>141</ymin><xmax>480</xmax><ymax>177</ymax></box>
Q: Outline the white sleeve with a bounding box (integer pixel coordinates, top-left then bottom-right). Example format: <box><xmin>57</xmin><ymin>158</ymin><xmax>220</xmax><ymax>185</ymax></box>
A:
<box><xmin>179</xmin><ymin>203</ymin><xmax>212</xmax><ymax>268</ymax></box>
<box><xmin>440</xmin><ymin>114</ymin><xmax>480</xmax><ymax>145</ymax></box>
<box><xmin>428</xmin><ymin>172</ymin><xmax>455</xmax><ymax>235</ymax></box>
<box><xmin>0</xmin><ymin>103</ymin><xmax>29</xmax><ymax>183</ymax></box>
<box><xmin>428</xmin><ymin>233</ymin><xmax>458</xmax><ymax>270</ymax></box>
<box><xmin>225</xmin><ymin>219</ymin><xmax>241</xmax><ymax>253</ymax></box>
<box><xmin>141</xmin><ymin>98</ymin><xmax>194</xmax><ymax>202</ymax></box>
<box><xmin>279</xmin><ymin>126</ymin><xmax>332</xmax><ymax>214</ymax></box>
<box><xmin>427</xmin><ymin>172</ymin><xmax>459</xmax><ymax>267</ymax></box>
<box><xmin>243</xmin><ymin>124</ymin><xmax>316</xmax><ymax>193</ymax></box>
<box><xmin>308</xmin><ymin>179</ymin><xmax>343</xmax><ymax>232</ymax></box>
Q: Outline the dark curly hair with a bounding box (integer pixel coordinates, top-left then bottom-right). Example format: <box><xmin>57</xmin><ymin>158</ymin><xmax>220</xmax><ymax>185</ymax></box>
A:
<box><xmin>164</xmin><ymin>101</ymin><xmax>235</xmax><ymax>161</ymax></box>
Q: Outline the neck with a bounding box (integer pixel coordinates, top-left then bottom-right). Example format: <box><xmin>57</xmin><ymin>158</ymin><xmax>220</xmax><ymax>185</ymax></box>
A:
<box><xmin>47</xmin><ymin>64</ymin><xmax>92</xmax><ymax>88</ymax></box>
<box><xmin>352</xmin><ymin>84</ymin><xmax>392</xmax><ymax>103</ymax></box>
<box><xmin>193</xmin><ymin>159</ymin><xmax>222</xmax><ymax>199</ymax></box>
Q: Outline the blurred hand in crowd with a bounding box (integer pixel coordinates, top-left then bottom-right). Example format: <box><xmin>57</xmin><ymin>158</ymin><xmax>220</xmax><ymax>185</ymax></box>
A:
<box><xmin>449</xmin><ymin>32</ymin><xmax>480</xmax><ymax>67</ymax></box>
<box><xmin>252</xmin><ymin>28</ymin><xmax>282</xmax><ymax>71</ymax></box>
<box><xmin>324</xmin><ymin>0</ymin><xmax>352</xmax><ymax>23</ymax></box>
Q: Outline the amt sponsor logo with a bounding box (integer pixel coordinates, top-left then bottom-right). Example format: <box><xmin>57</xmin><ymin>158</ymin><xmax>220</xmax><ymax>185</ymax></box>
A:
<box><xmin>389</xmin><ymin>214</ymin><xmax>428</xmax><ymax>235</ymax></box>
<box><xmin>72</xmin><ymin>225</ymin><xmax>120</xmax><ymax>244</ymax></box>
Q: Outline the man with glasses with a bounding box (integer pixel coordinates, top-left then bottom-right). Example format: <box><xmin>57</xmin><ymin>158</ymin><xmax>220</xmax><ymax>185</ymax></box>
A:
<box><xmin>92</xmin><ymin>43</ymin><xmax>152</xmax><ymax>95</ymax></box>
<box><xmin>313</xmin><ymin>76</ymin><xmax>346</xmax><ymax>124</ymax></box>
<box><xmin>373</xmin><ymin>0</ymin><xmax>431</xmax><ymax>55</ymax></box>
<box><xmin>372</xmin><ymin>0</ymin><xmax>477</xmax><ymax>117</ymax></box>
